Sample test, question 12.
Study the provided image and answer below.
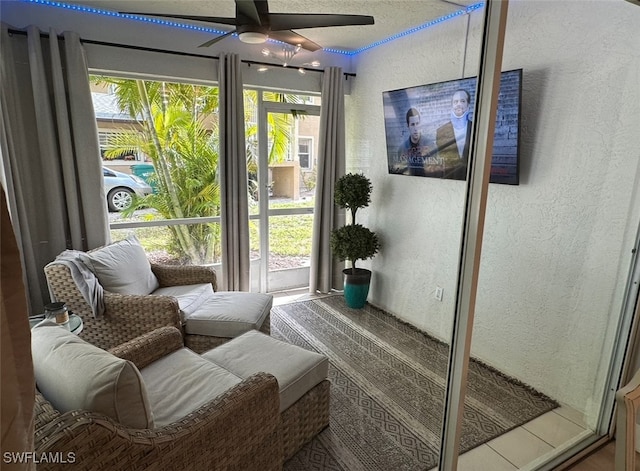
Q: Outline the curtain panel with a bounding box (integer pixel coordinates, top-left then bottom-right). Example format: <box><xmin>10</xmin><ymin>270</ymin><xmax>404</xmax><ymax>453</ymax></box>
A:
<box><xmin>309</xmin><ymin>67</ymin><xmax>346</xmax><ymax>294</ymax></box>
<box><xmin>218</xmin><ymin>53</ymin><xmax>250</xmax><ymax>291</ymax></box>
<box><xmin>0</xmin><ymin>26</ymin><xmax>109</xmax><ymax>314</ymax></box>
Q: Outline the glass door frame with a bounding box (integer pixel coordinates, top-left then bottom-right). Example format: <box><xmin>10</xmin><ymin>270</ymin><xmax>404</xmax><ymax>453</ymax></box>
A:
<box><xmin>256</xmin><ymin>93</ymin><xmax>321</xmax><ymax>293</ymax></box>
<box><xmin>439</xmin><ymin>1</ymin><xmax>640</xmax><ymax>469</ymax></box>
<box><xmin>438</xmin><ymin>3</ymin><xmax>511</xmax><ymax>468</ymax></box>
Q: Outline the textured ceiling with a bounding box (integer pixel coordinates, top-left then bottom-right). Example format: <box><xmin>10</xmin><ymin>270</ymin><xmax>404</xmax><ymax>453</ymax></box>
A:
<box><xmin>61</xmin><ymin>0</ymin><xmax>479</xmax><ymax>51</ymax></box>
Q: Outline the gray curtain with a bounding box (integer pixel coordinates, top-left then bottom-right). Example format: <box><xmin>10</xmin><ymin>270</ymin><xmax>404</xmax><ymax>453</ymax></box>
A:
<box><xmin>309</xmin><ymin>67</ymin><xmax>346</xmax><ymax>294</ymax></box>
<box><xmin>218</xmin><ymin>53</ymin><xmax>250</xmax><ymax>291</ymax></box>
<box><xmin>0</xmin><ymin>26</ymin><xmax>109</xmax><ymax>314</ymax></box>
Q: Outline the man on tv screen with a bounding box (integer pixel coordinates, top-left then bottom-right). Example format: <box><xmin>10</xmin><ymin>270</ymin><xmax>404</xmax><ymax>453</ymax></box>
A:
<box><xmin>396</xmin><ymin>107</ymin><xmax>441</xmax><ymax>177</ymax></box>
<box><xmin>436</xmin><ymin>89</ymin><xmax>472</xmax><ymax>180</ymax></box>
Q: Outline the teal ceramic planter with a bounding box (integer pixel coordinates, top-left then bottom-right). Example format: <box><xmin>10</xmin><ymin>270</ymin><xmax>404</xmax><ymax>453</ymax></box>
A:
<box><xmin>343</xmin><ymin>268</ymin><xmax>372</xmax><ymax>309</ymax></box>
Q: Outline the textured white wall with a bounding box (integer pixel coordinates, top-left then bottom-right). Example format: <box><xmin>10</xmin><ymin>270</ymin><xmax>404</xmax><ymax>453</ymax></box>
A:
<box><xmin>347</xmin><ymin>0</ymin><xmax>640</xmax><ymax>426</ymax></box>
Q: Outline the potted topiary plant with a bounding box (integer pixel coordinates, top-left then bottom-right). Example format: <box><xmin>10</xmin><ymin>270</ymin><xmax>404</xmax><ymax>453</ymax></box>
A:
<box><xmin>330</xmin><ymin>173</ymin><xmax>380</xmax><ymax>308</ymax></box>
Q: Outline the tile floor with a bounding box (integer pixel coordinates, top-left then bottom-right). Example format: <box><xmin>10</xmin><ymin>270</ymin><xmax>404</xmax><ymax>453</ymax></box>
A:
<box><xmin>457</xmin><ymin>406</ymin><xmax>591</xmax><ymax>471</ymax></box>
<box><xmin>270</xmin><ymin>288</ymin><xmax>592</xmax><ymax>470</ymax></box>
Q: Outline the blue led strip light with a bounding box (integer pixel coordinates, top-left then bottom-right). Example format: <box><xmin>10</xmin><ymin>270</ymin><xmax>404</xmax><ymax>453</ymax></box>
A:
<box><xmin>23</xmin><ymin>0</ymin><xmax>229</xmax><ymax>36</ymax></box>
<box><xmin>325</xmin><ymin>2</ymin><xmax>485</xmax><ymax>56</ymax></box>
<box><xmin>23</xmin><ymin>0</ymin><xmax>484</xmax><ymax>57</ymax></box>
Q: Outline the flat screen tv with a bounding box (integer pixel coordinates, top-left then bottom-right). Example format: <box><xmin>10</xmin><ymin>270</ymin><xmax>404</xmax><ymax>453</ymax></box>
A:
<box><xmin>382</xmin><ymin>69</ymin><xmax>522</xmax><ymax>185</ymax></box>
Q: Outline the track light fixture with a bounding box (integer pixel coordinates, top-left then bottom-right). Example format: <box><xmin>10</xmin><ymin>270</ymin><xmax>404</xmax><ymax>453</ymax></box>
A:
<box><xmin>261</xmin><ymin>43</ymin><xmax>302</xmax><ymax>67</ymax></box>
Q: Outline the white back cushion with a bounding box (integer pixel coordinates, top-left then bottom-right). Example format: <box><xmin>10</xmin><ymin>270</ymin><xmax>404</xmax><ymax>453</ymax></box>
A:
<box><xmin>80</xmin><ymin>235</ymin><xmax>159</xmax><ymax>295</ymax></box>
<box><xmin>31</xmin><ymin>322</ymin><xmax>154</xmax><ymax>428</ymax></box>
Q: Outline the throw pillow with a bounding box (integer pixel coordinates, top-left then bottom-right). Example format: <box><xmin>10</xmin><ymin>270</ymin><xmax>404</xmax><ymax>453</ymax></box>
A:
<box><xmin>31</xmin><ymin>321</ymin><xmax>154</xmax><ymax>428</ymax></box>
<box><xmin>80</xmin><ymin>235</ymin><xmax>159</xmax><ymax>295</ymax></box>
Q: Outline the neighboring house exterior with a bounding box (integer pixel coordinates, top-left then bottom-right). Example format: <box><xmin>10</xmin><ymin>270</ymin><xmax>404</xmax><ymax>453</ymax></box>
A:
<box><xmin>91</xmin><ymin>85</ymin><xmax>146</xmax><ymax>169</ymax></box>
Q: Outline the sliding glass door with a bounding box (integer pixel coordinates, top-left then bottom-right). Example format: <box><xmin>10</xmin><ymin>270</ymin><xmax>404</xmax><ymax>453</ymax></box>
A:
<box><xmin>250</xmin><ymin>92</ymin><xmax>321</xmax><ymax>293</ymax></box>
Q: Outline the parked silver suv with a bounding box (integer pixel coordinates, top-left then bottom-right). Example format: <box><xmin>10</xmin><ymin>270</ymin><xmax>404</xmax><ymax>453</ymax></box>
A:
<box><xmin>103</xmin><ymin>167</ymin><xmax>153</xmax><ymax>212</ymax></box>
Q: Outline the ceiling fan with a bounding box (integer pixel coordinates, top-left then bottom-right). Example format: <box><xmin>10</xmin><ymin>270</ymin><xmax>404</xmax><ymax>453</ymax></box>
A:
<box><xmin>121</xmin><ymin>0</ymin><xmax>375</xmax><ymax>52</ymax></box>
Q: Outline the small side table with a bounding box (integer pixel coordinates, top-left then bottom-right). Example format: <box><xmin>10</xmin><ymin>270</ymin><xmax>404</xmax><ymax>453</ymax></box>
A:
<box><xmin>29</xmin><ymin>314</ymin><xmax>83</xmax><ymax>335</ymax></box>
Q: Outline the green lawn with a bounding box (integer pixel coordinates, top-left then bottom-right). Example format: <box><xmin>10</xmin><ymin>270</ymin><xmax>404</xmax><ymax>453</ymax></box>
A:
<box><xmin>252</xmin><ymin>200</ymin><xmax>314</xmax><ymax>256</ymax></box>
<box><xmin>268</xmin><ymin>214</ymin><xmax>314</xmax><ymax>255</ymax></box>
<box><xmin>113</xmin><ymin>200</ymin><xmax>314</xmax><ymax>262</ymax></box>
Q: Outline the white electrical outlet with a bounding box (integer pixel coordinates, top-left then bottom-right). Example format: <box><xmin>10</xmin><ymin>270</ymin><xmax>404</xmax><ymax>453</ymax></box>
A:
<box><xmin>435</xmin><ymin>286</ymin><xmax>443</xmax><ymax>301</ymax></box>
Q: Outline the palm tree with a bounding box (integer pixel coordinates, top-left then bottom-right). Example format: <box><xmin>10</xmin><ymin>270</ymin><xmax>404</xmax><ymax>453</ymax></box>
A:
<box><xmin>95</xmin><ymin>77</ymin><xmax>219</xmax><ymax>263</ymax></box>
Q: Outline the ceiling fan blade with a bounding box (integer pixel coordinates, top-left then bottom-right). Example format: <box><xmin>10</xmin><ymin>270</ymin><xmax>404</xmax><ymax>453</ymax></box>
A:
<box><xmin>198</xmin><ymin>30</ymin><xmax>236</xmax><ymax>48</ymax></box>
<box><xmin>123</xmin><ymin>1</ymin><xmax>374</xmax><ymax>52</ymax></box>
<box><xmin>236</xmin><ymin>0</ymin><xmax>269</xmax><ymax>26</ymax></box>
<box><xmin>119</xmin><ymin>12</ymin><xmax>238</xmax><ymax>26</ymax></box>
<box><xmin>268</xmin><ymin>13</ymin><xmax>374</xmax><ymax>31</ymax></box>
<box><xmin>267</xmin><ymin>30</ymin><xmax>322</xmax><ymax>52</ymax></box>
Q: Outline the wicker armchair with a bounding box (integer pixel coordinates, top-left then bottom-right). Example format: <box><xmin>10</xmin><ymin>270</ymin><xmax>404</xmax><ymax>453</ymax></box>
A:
<box><xmin>44</xmin><ymin>260</ymin><xmax>258</xmax><ymax>353</ymax></box>
<box><xmin>34</xmin><ymin>327</ymin><xmax>283</xmax><ymax>471</ymax></box>
<box><xmin>615</xmin><ymin>368</ymin><xmax>640</xmax><ymax>471</ymax></box>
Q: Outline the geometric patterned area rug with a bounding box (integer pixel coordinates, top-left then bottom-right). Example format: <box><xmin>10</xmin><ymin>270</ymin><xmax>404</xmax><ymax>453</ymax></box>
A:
<box><xmin>271</xmin><ymin>295</ymin><xmax>559</xmax><ymax>471</ymax></box>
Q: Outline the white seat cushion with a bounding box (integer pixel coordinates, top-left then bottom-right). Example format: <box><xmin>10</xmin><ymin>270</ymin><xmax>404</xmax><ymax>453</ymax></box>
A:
<box><xmin>140</xmin><ymin>347</ymin><xmax>243</xmax><ymax>427</ymax></box>
<box><xmin>79</xmin><ymin>235</ymin><xmax>159</xmax><ymax>295</ymax></box>
<box><xmin>184</xmin><ymin>292</ymin><xmax>272</xmax><ymax>338</ymax></box>
<box><xmin>31</xmin><ymin>322</ymin><xmax>153</xmax><ymax>429</ymax></box>
<box><xmin>152</xmin><ymin>283</ymin><xmax>214</xmax><ymax>321</ymax></box>
<box><xmin>202</xmin><ymin>330</ymin><xmax>328</xmax><ymax>412</ymax></box>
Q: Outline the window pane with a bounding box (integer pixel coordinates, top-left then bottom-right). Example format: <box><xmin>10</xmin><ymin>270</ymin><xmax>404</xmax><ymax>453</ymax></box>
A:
<box><xmin>91</xmin><ymin>75</ymin><xmax>221</xmax><ymax>266</ymax></box>
<box><xmin>298</xmin><ymin>138</ymin><xmax>311</xmax><ymax>169</ymax></box>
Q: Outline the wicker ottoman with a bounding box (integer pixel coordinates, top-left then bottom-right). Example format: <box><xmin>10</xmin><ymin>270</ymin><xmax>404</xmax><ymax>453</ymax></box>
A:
<box><xmin>183</xmin><ymin>292</ymin><xmax>272</xmax><ymax>353</ymax></box>
<box><xmin>202</xmin><ymin>330</ymin><xmax>330</xmax><ymax>461</ymax></box>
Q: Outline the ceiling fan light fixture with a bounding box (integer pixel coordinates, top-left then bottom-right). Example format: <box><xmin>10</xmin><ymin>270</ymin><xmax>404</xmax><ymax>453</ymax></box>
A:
<box><xmin>239</xmin><ymin>31</ymin><xmax>268</xmax><ymax>44</ymax></box>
